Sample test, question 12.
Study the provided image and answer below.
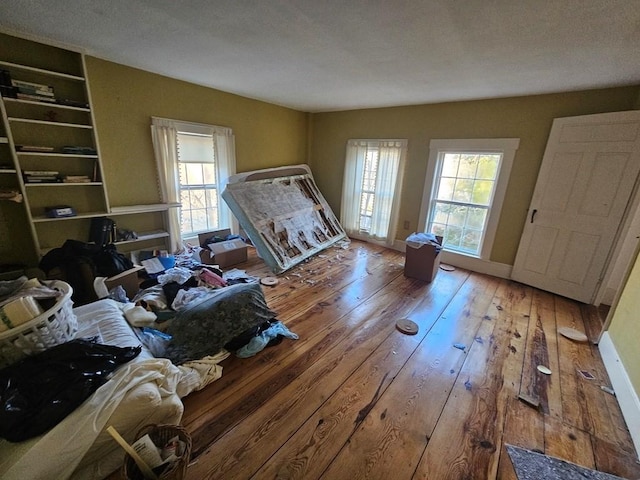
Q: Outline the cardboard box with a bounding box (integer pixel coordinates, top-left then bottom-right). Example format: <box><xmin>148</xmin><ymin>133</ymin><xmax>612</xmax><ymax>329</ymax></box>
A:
<box><xmin>105</xmin><ymin>266</ymin><xmax>144</xmax><ymax>300</ymax></box>
<box><xmin>198</xmin><ymin>229</ymin><xmax>248</xmax><ymax>268</ymax></box>
<box><xmin>404</xmin><ymin>235</ymin><xmax>443</xmax><ymax>282</ymax></box>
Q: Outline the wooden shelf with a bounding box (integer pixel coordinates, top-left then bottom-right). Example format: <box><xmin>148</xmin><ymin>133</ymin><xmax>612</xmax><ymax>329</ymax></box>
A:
<box><xmin>32</xmin><ymin>211</ymin><xmax>110</xmax><ymax>223</ymax></box>
<box><xmin>25</xmin><ymin>182</ymin><xmax>103</xmax><ymax>187</ymax></box>
<box><xmin>1</xmin><ymin>33</ymin><xmax>172</xmax><ymax>260</ymax></box>
<box><xmin>115</xmin><ymin>230</ymin><xmax>169</xmax><ymax>246</ymax></box>
<box><xmin>17</xmin><ymin>151</ymin><xmax>98</xmax><ymax>158</ymax></box>
<box><xmin>3</xmin><ymin>97</ymin><xmax>90</xmax><ymax>112</ymax></box>
<box><xmin>109</xmin><ymin>203</ymin><xmax>180</xmax><ymax>215</ymax></box>
<box><xmin>0</xmin><ymin>60</ymin><xmax>85</xmax><ymax>81</ymax></box>
<box><xmin>7</xmin><ymin>117</ymin><xmax>93</xmax><ymax>129</ymax></box>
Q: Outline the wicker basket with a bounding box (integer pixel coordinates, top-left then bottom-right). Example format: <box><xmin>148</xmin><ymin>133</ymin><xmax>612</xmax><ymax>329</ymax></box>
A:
<box><xmin>123</xmin><ymin>424</ymin><xmax>192</xmax><ymax>480</ymax></box>
<box><xmin>0</xmin><ymin>280</ymin><xmax>76</xmax><ymax>367</ymax></box>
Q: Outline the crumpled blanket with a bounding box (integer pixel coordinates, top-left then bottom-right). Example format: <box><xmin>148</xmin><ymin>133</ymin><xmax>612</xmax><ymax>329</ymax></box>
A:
<box><xmin>0</xmin><ymin>358</ymin><xmax>182</xmax><ymax>480</ymax></box>
<box><xmin>163</xmin><ymin>282</ymin><xmax>277</xmax><ymax>364</ymax></box>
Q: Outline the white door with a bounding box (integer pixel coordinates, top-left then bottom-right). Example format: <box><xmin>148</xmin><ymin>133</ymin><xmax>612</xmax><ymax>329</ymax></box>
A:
<box><xmin>512</xmin><ymin>110</ymin><xmax>640</xmax><ymax>303</ymax></box>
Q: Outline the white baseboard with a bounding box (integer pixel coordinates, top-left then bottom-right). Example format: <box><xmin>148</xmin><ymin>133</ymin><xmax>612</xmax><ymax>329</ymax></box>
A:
<box><xmin>599</xmin><ymin>287</ymin><xmax>617</xmax><ymax>307</ymax></box>
<box><xmin>599</xmin><ymin>332</ymin><xmax>640</xmax><ymax>459</ymax></box>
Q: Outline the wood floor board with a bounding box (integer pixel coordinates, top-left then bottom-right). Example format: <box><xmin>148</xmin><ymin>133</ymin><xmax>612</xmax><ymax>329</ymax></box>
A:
<box><xmin>184</xmin><ymin>273</ymin><xmax>423</xmax><ymax>455</ymax></box>
<box><xmin>181</xmin><ymin>248</ymin><xmax>406</xmax><ymax>428</ymax></box>
<box><xmin>555</xmin><ymin>295</ymin><xmax>595</xmax><ymax>435</ymax></box>
<box><xmin>186</xmin><ymin>268</ymin><xmax>446</xmax><ymax>478</ymax></box>
<box><xmin>544</xmin><ymin>416</ymin><xmax>595</xmax><ymax>470</ymax></box>
<box><xmin>496</xmin><ymin>396</ymin><xmax>545</xmax><ymax>480</ymax></box>
<box><xmin>413</xmin><ymin>280</ymin><xmax>531</xmax><ymax>480</ymax></box>
<box><xmin>591</xmin><ymin>435</ymin><xmax>640</xmax><ymax>479</ymax></box>
<box><xmin>104</xmin><ymin>239</ymin><xmax>636</xmax><ymax>480</ymax></box>
<box><xmin>312</xmin><ymin>274</ymin><xmax>501</xmax><ymax>480</ymax></box>
<box><xmin>520</xmin><ymin>288</ymin><xmax>562</xmax><ymax>418</ymax></box>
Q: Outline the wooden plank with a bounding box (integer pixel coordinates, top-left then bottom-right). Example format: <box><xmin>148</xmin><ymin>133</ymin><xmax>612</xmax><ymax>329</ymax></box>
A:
<box><xmin>544</xmin><ymin>416</ymin><xmax>595</xmax><ymax>469</ymax></box>
<box><xmin>554</xmin><ymin>295</ymin><xmax>593</xmax><ymax>434</ymax></box>
<box><xmin>555</xmin><ymin>296</ymin><xmax>632</xmax><ymax>449</ymax></box>
<box><xmin>180</xmin><ymin>247</ymin><xmax>408</xmax><ymax>430</ymax></box>
<box><xmin>591</xmin><ymin>435</ymin><xmax>640</xmax><ymax>479</ymax></box>
<box><xmin>258</xmin><ymin>273</ymin><xmax>499</xmax><ymax>480</ymax></box>
<box><xmin>185</xmin><ymin>267</ymin><xmax>461</xmax><ymax>478</ymax></box>
<box><xmin>580</xmin><ymin>304</ymin><xmax>603</xmax><ymax>344</ymax></box>
<box><xmin>182</xmin><ymin>270</ymin><xmax>418</xmax><ymax>446</ymax></box>
<box><xmin>519</xmin><ymin>288</ymin><xmax>562</xmax><ymax>418</ymax></box>
<box><xmin>412</xmin><ymin>280</ymin><xmax>531</xmax><ymax>480</ymax></box>
<box><xmin>496</xmin><ymin>396</ymin><xmax>545</xmax><ymax>480</ymax></box>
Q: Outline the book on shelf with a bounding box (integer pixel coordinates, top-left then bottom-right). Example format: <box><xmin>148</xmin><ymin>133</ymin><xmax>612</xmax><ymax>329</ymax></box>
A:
<box><xmin>23</xmin><ymin>170</ymin><xmax>60</xmax><ymax>176</ymax></box>
<box><xmin>63</xmin><ymin>175</ymin><xmax>91</xmax><ymax>183</ymax></box>
<box><xmin>11</xmin><ymin>79</ymin><xmax>54</xmax><ymax>94</ymax></box>
<box><xmin>16</xmin><ymin>145</ymin><xmax>55</xmax><ymax>152</ymax></box>
<box><xmin>56</xmin><ymin>98</ymin><xmax>89</xmax><ymax>108</ymax></box>
<box><xmin>24</xmin><ymin>174</ymin><xmax>61</xmax><ymax>183</ymax></box>
<box><xmin>15</xmin><ymin>92</ymin><xmax>57</xmax><ymax>103</ymax></box>
<box><xmin>16</xmin><ymin>87</ymin><xmax>54</xmax><ymax>97</ymax></box>
<box><xmin>62</xmin><ymin>146</ymin><xmax>97</xmax><ymax>155</ymax></box>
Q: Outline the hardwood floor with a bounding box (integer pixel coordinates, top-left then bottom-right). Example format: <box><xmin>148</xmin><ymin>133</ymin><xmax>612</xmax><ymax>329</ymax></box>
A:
<box><xmin>178</xmin><ymin>240</ymin><xmax>639</xmax><ymax>480</ymax></box>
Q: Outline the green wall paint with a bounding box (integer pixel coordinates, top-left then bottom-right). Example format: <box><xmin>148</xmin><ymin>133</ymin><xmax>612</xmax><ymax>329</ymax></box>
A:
<box><xmin>85</xmin><ymin>57</ymin><xmax>308</xmax><ymax>207</ymax></box>
<box><xmin>608</xmin><ymin>250</ymin><xmax>640</xmax><ymax>400</ymax></box>
<box><xmin>309</xmin><ymin>87</ymin><xmax>640</xmax><ymax>264</ymax></box>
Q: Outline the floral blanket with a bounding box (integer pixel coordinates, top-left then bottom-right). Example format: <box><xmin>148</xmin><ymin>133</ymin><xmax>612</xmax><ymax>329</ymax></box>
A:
<box><xmin>163</xmin><ymin>282</ymin><xmax>277</xmax><ymax>364</ymax></box>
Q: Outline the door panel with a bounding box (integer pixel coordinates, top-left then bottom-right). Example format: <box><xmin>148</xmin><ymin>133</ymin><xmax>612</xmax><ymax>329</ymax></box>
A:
<box><xmin>512</xmin><ymin>111</ymin><xmax>640</xmax><ymax>303</ymax></box>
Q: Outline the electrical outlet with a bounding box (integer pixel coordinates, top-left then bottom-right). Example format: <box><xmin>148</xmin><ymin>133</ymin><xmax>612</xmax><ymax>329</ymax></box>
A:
<box><xmin>403</xmin><ymin>220</ymin><xmax>410</xmax><ymax>230</ymax></box>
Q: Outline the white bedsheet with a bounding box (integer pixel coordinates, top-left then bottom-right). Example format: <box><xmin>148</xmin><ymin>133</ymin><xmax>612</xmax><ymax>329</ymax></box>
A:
<box><xmin>2</xmin><ymin>358</ymin><xmax>181</xmax><ymax>480</ymax></box>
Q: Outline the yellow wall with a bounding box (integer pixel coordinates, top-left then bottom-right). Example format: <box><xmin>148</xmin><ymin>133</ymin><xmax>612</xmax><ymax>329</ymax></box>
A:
<box><xmin>608</xmin><ymin>249</ymin><xmax>640</xmax><ymax>398</ymax></box>
<box><xmin>309</xmin><ymin>87</ymin><xmax>640</xmax><ymax>264</ymax></box>
<box><xmin>85</xmin><ymin>57</ymin><xmax>308</xmax><ymax>207</ymax></box>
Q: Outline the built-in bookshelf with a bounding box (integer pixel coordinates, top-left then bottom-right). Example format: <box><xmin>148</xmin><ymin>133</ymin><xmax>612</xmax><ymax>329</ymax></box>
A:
<box><xmin>0</xmin><ymin>33</ymin><xmax>174</xmax><ymax>261</ymax></box>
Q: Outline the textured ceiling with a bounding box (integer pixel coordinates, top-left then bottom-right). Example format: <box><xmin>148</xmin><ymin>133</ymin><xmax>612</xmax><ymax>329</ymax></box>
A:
<box><xmin>1</xmin><ymin>0</ymin><xmax>639</xmax><ymax>112</ymax></box>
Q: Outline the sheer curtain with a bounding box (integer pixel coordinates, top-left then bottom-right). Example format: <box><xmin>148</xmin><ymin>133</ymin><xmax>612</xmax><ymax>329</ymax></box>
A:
<box><xmin>150</xmin><ymin>118</ymin><xmax>182</xmax><ymax>252</ymax></box>
<box><xmin>341</xmin><ymin>139</ymin><xmax>407</xmax><ymax>246</ymax></box>
<box><xmin>151</xmin><ymin>118</ymin><xmax>238</xmax><ymax>251</ymax></box>
<box><xmin>212</xmin><ymin>126</ymin><xmax>238</xmax><ymax>232</ymax></box>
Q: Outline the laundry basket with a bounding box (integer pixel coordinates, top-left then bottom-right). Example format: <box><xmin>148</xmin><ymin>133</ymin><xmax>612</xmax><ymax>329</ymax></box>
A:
<box><xmin>123</xmin><ymin>424</ymin><xmax>192</xmax><ymax>480</ymax></box>
<box><xmin>0</xmin><ymin>280</ymin><xmax>76</xmax><ymax>367</ymax></box>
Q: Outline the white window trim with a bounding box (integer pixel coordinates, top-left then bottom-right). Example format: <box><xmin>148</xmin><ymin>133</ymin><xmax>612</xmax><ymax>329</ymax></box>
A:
<box><xmin>151</xmin><ymin>116</ymin><xmax>237</xmax><ymax>250</ymax></box>
<box><xmin>417</xmin><ymin>138</ymin><xmax>519</xmax><ymax>260</ymax></box>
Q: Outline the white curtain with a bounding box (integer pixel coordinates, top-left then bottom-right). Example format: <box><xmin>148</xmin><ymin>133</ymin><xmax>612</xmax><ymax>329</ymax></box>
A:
<box><xmin>341</xmin><ymin>139</ymin><xmax>407</xmax><ymax>246</ymax></box>
<box><xmin>151</xmin><ymin>118</ymin><xmax>182</xmax><ymax>252</ymax></box>
<box><xmin>212</xmin><ymin>127</ymin><xmax>238</xmax><ymax>233</ymax></box>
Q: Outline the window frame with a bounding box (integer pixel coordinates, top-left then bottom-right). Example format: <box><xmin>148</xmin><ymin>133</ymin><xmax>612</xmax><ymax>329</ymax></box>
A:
<box><xmin>151</xmin><ymin>117</ymin><xmax>236</xmax><ymax>247</ymax></box>
<box><xmin>418</xmin><ymin>138</ymin><xmax>519</xmax><ymax>260</ymax></box>
<box><xmin>175</xmin><ymin>129</ymin><xmax>221</xmax><ymax>237</ymax></box>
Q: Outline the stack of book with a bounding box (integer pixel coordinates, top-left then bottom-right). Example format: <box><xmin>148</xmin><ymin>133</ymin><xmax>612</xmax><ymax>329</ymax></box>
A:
<box><xmin>12</xmin><ymin>79</ymin><xmax>56</xmax><ymax>103</ymax></box>
<box><xmin>62</xmin><ymin>175</ymin><xmax>92</xmax><ymax>183</ymax></box>
<box><xmin>23</xmin><ymin>170</ymin><xmax>61</xmax><ymax>183</ymax></box>
<box><xmin>62</xmin><ymin>146</ymin><xmax>97</xmax><ymax>155</ymax></box>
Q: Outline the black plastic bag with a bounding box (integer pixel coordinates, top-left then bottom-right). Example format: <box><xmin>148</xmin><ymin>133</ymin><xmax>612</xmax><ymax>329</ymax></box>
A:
<box><xmin>39</xmin><ymin>240</ymin><xmax>101</xmax><ymax>304</ymax></box>
<box><xmin>94</xmin><ymin>243</ymin><xmax>134</xmax><ymax>277</ymax></box>
<box><xmin>0</xmin><ymin>339</ymin><xmax>141</xmax><ymax>442</ymax></box>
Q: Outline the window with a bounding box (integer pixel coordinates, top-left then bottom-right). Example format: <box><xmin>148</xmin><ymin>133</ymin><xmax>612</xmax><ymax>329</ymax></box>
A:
<box><xmin>176</xmin><ymin>131</ymin><xmax>220</xmax><ymax>235</ymax></box>
<box><xmin>341</xmin><ymin>139</ymin><xmax>407</xmax><ymax>245</ymax></box>
<box><xmin>419</xmin><ymin>139</ymin><xmax>519</xmax><ymax>259</ymax></box>
<box><xmin>151</xmin><ymin>118</ymin><xmax>236</xmax><ymax>251</ymax></box>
